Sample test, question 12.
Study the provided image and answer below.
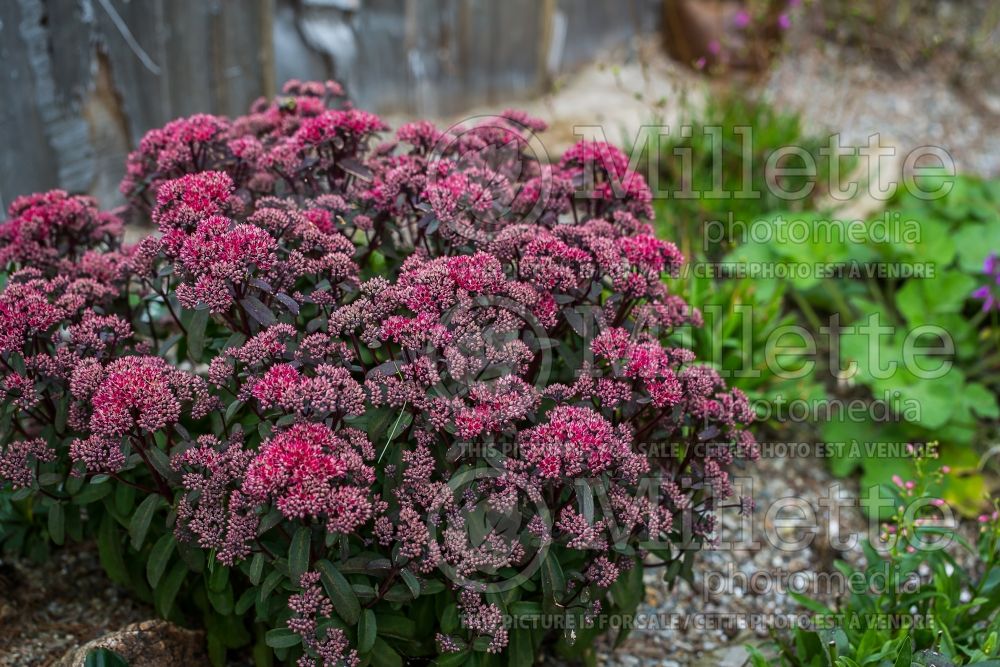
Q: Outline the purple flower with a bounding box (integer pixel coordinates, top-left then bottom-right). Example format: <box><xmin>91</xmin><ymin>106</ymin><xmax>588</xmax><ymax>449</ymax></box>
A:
<box><xmin>973</xmin><ymin>253</ymin><xmax>1000</xmax><ymax>312</ymax></box>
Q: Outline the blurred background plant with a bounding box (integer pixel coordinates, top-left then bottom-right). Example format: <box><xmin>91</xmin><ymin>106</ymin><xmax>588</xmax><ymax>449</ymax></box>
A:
<box><xmin>623</xmin><ymin>82</ymin><xmax>1000</xmax><ymax>518</ymax></box>
<box><xmin>748</xmin><ymin>453</ymin><xmax>1000</xmax><ymax>666</ymax></box>
<box><xmin>718</xmin><ymin>171</ymin><xmax>1000</xmax><ymax>513</ymax></box>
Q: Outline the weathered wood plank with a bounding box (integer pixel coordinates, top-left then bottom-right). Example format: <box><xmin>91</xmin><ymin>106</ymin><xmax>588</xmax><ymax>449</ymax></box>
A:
<box><xmin>1</xmin><ymin>0</ymin><xmax>272</xmax><ymax>208</ymax></box>
<box><xmin>1</xmin><ymin>0</ymin><xmax>656</xmax><ymax>208</ymax></box>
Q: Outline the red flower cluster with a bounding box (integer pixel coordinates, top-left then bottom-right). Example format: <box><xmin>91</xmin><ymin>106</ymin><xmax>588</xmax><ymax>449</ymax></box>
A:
<box><xmin>519</xmin><ymin>405</ymin><xmax>644</xmax><ymax>480</ymax></box>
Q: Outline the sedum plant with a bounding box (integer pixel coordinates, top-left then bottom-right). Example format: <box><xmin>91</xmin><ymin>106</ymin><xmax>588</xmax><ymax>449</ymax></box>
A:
<box><xmin>0</xmin><ymin>81</ymin><xmax>756</xmax><ymax>666</ymax></box>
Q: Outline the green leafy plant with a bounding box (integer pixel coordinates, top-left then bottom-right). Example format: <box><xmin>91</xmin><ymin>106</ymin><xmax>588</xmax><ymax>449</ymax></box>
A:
<box><xmin>84</xmin><ymin>648</ymin><xmax>130</xmax><ymax>667</ymax></box>
<box><xmin>662</xmin><ymin>244</ymin><xmax>825</xmax><ymax>435</ymax></box>
<box><xmin>653</xmin><ymin>94</ymin><xmax>840</xmax><ymax>261</ymax></box>
<box><xmin>726</xmin><ymin>175</ymin><xmax>1000</xmax><ymax>510</ymax></box>
<box><xmin>748</xmin><ymin>454</ymin><xmax>1000</xmax><ymax>666</ymax></box>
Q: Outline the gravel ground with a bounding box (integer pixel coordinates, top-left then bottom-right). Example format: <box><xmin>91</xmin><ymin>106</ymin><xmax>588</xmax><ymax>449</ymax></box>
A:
<box><xmin>589</xmin><ymin>447</ymin><xmax>867</xmax><ymax>667</ymax></box>
<box><xmin>0</xmin><ymin>545</ymin><xmax>150</xmax><ymax>666</ymax></box>
<box><xmin>763</xmin><ymin>41</ymin><xmax>1000</xmax><ymax>179</ymax></box>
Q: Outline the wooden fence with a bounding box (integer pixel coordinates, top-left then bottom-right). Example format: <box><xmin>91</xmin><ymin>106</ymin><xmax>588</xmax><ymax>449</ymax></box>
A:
<box><xmin>0</xmin><ymin>0</ymin><xmax>658</xmax><ymax>208</ymax></box>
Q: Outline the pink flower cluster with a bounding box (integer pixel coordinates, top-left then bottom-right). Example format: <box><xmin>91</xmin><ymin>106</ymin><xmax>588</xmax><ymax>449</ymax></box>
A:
<box><xmin>0</xmin><ymin>438</ymin><xmax>54</xmax><ymax>489</ymax></box>
<box><xmin>0</xmin><ymin>81</ymin><xmax>757</xmax><ymax>662</ymax></box>
<box><xmin>137</xmin><ymin>170</ymin><xmax>359</xmax><ymax>322</ymax></box>
<box><xmin>120</xmin><ymin>80</ymin><xmax>376</xmax><ymax>208</ymax></box>
<box><xmin>173</xmin><ymin>433</ymin><xmax>258</xmax><ymax>565</ymax></box>
<box><xmin>243</xmin><ymin>423</ymin><xmax>375</xmax><ymax>534</ymax></box>
<box><xmin>520</xmin><ymin>406</ymin><xmax>644</xmax><ymax>480</ymax></box>
<box><xmin>68</xmin><ymin>356</ymin><xmax>216</xmax><ymax>474</ymax></box>
<box><xmin>288</xmin><ymin>572</ymin><xmax>360</xmax><ymax>667</ymax></box>
<box><xmin>251</xmin><ymin>363</ymin><xmax>365</xmax><ymax>418</ymax></box>
<box><xmin>0</xmin><ymin>190</ymin><xmax>122</xmax><ymax>270</ymax></box>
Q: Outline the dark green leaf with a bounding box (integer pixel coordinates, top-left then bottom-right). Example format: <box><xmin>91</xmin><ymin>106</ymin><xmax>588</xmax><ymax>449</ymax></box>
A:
<box><xmin>73</xmin><ymin>482</ymin><xmax>112</xmax><ymax>505</ymax></box>
<box><xmin>258</xmin><ymin>569</ymin><xmax>284</xmax><ymax>610</ymax></box>
<box><xmin>421</xmin><ymin>580</ymin><xmax>446</xmax><ymax>595</ymax></box>
<box><xmin>507</xmin><ymin>627</ymin><xmax>535</xmax><ymax>667</ymax></box>
<box><xmin>114</xmin><ymin>483</ymin><xmax>136</xmax><ymax>517</ymax></box>
<box><xmin>259</xmin><ymin>509</ymin><xmax>283</xmax><ymax>534</ymax></box>
<box><xmin>316</xmin><ymin>559</ymin><xmax>361</xmax><ymax>624</ymax></box>
<box><xmin>184</xmin><ymin>307</ymin><xmax>210</xmax><ymax>361</ymax></box>
<box><xmin>371</xmin><ymin>638</ymin><xmax>403</xmax><ymax>667</ymax></box>
<box><xmin>249</xmin><ymin>553</ymin><xmax>265</xmax><ymax>585</ymax></box>
<box><xmin>177</xmin><ymin>540</ymin><xmax>206</xmax><ymax>573</ymax></box>
<box><xmin>440</xmin><ymin>603</ymin><xmax>459</xmax><ymax>634</ymax></box>
<box><xmin>265</xmin><ymin>628</ymin><xmax>301</xmax><ymax>649</ymax></box>
<box><xmin>48</xmin><ymin>503</ymin><xmax>65</xmax><ymax>546</ymax></box>
<box><xmin>375</xmin><ymin>614</ymin><xmax>416</xmax><ymax>640</ymax></box>
<box><xmin>289</xmin><ymin>527</ymin><xmax>311</xmax><ymax>583</ymax></box>
<box><xmin>53</xmin><ymin>399</ymin><xmax>68</xmax><ymax>436</ymax></box>
<box><xmin>433</xmin><ymin>650</ymin><xmax>471</xmax><ymax>667</ymax></box>
<box><xmin>894</xmin><ymin>636</ymin><xmax>912</xmax><ymax>667</ymax></box>
<box><xmin>147</xmin><ymin>533</ymin><xmax>176</xmax><ymax>588</ymax></box>
<box><xmin>155</xmin><ymin>561</ymin><xmax>187</xmax><ymax>618</ymax></box>
<box><xmin>207</xmin><ymin>563</ymin><xmax>230</xmax><ymax>593</ymax></box>
<box><xmin>241</xmin><ymin>296</ymin><xmax>276</xmax><ymax>326</ymax></box>
<box><xmin>541</xmin><ymin>553</ymin><xmax>565</xmax><ymax>612</ymax></box>
<box><xmin>158</xmin><ymin>333</ymin><xmax>183</xmax><ymax>356</ymax></box>
<box><xmin>235</xmin><ymin>587</ymin><xmax>256</xmax><ymax>615</ymax></box>
<box><xmin>400</xmin><ymin>568</ymin><xmax>421</xmax><ymax>598</ymax></box>
<box><xmin>207</xmin><ymin>633</ymin><xmax>225</xmax><ymax>667</ymax></box>
<box><xmin>83</xmin><ymin>648</ymin><xmax>129</xmax><ymax>667</ymax></box>
<box><xmin>225</xmin><ymin>400</ymin><xmax>244</xmax><ymax>425</ymax></box>
<box><xmin>609</xmin><ymin>560</ymin><xmax>644</xmax><ymax>643</ymax></box>
<box><xmin>382</xmin><ymin>583</ymin><xmax>415</xmax><ymax>603</ymax></box>
<box><xmin>207</xmin><ymin>583</ymin><xmax>234</xmax><ymax>615</ymax></box>
<box><xmin>38</xmin><ymin>472</ymin><xmax>62</xmax><ymax>487</ymax></box>
<box><xmin>252</xmin><ymin>632</ymin><xmax>274</xmax><ymax>667</ymax></box>
<box><xmin>98</xmin><ymin>513</ymin><xmax>129</xmax><ymax>585</ymax></box>
<box><xmin>358</xmin><ymin>609</ymin><xmax>377</xmax><ymax>653</ymax></box>
<box><xmin>129</xmin><ymin>494</ymin><xmax>163</xmax><ymax>550</ymax></box>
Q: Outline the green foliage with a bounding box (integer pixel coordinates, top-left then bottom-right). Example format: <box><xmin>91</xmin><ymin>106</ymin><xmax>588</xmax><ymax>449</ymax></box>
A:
<box><xmin>753</xmin><ymin>460</ymin><xmax>1000</xmax><ymax>666</ymax></box>
<box><xmin>651</xmin><ymin>95</ymin><xmax>836</xmax><ymax>433</ymax></box>
<box><xmin>662</xmin><ymin>250</ymin><xmax>826</xmax><ymax>432</ymax></box>
<box><xmin>726</xmin><ymin>173</ymin><xmax>1000</xmax><ymax>509</ymax></box>
<box><xmin>653</xmin><ymin>94</ymin><xmax>840</xmax><ymax>260</ymax></box>
<box><xmin>84</xmin><ymin>649</ymin><xmax>129</xmax><ymax>667</ymax></box>
<box><xmin>642</xmin><ymin>93</ymin><xmax>999</xmax><ymax>516</ymax></box>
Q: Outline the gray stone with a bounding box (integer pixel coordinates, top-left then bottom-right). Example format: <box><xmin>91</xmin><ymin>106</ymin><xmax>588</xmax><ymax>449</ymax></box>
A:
<box><xmin>54</xmin><ymin>620</ymin><xmax>207</xmax><ymax>667</ymax></box>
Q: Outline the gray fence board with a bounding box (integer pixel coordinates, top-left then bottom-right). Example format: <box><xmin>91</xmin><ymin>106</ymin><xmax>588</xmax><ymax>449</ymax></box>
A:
<box><xmin>1</xmin><ymin>0</ymin><xmax>657</xmax><ymax>209</ymax></box>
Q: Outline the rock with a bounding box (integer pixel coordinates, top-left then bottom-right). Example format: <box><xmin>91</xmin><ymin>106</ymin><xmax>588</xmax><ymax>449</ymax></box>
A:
<box><xmin>54</xmin><ymin>620</ymin><xmax>208</xmax><ymax>667</ymax></box>
<box><xmin>694</xmin><ymin>645</ymin><xmax>751</xmax><ymax>667</ymax></box>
